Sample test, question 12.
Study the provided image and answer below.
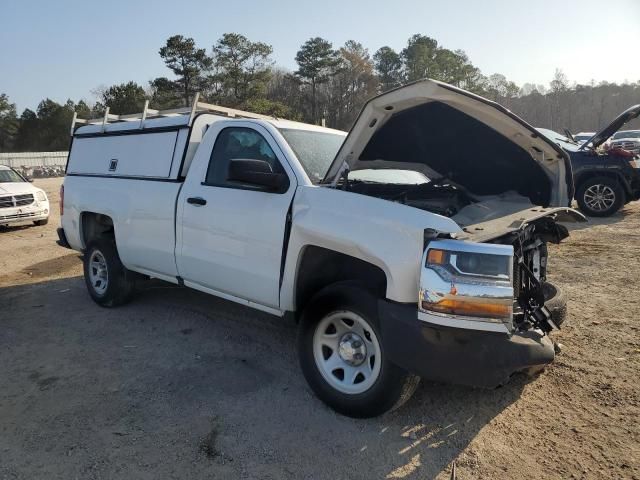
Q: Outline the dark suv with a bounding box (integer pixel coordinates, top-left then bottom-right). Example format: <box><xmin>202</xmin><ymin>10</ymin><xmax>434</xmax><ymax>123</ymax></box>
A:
<box><xmin>538</xmin><ymin>105</ymin><xmax>640</xmax><ymax>217</ymax></box>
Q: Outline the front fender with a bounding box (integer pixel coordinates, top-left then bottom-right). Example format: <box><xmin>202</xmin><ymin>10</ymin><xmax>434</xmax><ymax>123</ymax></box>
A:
<box><xmin>279</xmin><ymin>185</ymin><xmax>462</xmax><ymax>310</ymax></box>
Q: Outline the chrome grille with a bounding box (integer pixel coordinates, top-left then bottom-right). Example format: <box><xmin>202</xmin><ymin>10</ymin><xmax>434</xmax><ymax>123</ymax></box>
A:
<box><xmin>0</xmin><ymin>193</ymin><xmax>34</xmax><ymax>208</ymax></box>
<box><xmin>612</xmin><ymin>141</ymin><xmax>640</xmax><ymax>150</ymax></box>
<box><xmin>14</xmin><ymin>194</ymin><xmax>34</xmax><ymax>206</ymax></box>
<box><xmin>0</xmin><ymin>211</ymin><xmax>38</xmax><ymax>221</ymax></box>
<box><xmin>0</xmin><ymin>196</ymin><xmax>13</xmax><ymax>208</ymax></box>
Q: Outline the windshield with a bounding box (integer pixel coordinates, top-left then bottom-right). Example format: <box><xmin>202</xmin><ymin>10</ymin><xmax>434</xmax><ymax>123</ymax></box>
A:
<box><xmin>613</xmin><ymin>131</ymin><xmax>640</xmax><ymax>139</ymax></box>
<box><xmin>349</xmin><ymin>169</ymin><xmax>430</xmax><ymax>185</ymax></box>
<box><xmin>574</xmin><ymin>134</ymin><xmax>592</xmax><ymax>141</ymax></box>
<box><xmin>0</xmin><ymin>169</ymin><xmax>26</xmax><ymax>183</ymax></box>
<box><xmin>278</xmin><ymin>128</ymin><xmax>345</xmax><ymax>183</ymax></box>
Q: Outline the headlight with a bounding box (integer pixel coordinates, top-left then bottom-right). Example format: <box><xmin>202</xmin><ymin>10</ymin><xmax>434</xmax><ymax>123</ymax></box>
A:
<box><xmin>427</xmin><ymin>248</ymin><xmax>511</xmax><ymax>279</ymax></box>
<box><xmin>419</xmin><ymin>239</ymin><xmax>514</xmax><ymax>333</ymax></box>
<box><xmin>36</xmin><ymin>191</ymin><xmax>47</xmax><ymax>202</ymax></box>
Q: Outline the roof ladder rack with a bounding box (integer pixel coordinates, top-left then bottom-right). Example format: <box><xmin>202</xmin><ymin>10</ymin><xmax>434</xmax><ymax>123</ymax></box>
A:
<box><xmin>70</xmin><ymin>93</ymin><xmax>274</xmax><ymax>135</ymax></box>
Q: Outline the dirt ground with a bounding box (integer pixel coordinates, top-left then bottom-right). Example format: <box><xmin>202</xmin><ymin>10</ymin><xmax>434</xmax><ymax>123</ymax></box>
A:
<box><xmin>1</xmin><ymin>177</ymin><xmax>638</xmax><ymax>480</ymax></box>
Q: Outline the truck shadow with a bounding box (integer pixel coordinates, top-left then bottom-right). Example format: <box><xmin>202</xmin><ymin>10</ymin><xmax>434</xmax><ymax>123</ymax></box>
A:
<box><xmin>0</xmin><ymin>253</ymin><xmax>81</xmax><ymax>287</ymax></box>
<box><xmin>1</xmin><ymin>276</ymin><xmax>527</xmax><ymax>479</ymax></box>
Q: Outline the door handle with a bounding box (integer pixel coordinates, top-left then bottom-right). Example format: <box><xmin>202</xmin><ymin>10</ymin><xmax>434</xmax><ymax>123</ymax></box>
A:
<box><xmin>187</xmin><ymin>197</ymin><xmax>207</xmax><ymax>206</ymax></box>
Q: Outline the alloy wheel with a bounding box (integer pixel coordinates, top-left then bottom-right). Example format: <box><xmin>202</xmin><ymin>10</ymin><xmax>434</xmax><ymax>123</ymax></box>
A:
<box><xmin>584</xmin><ymin>184</ymin><xmax>616</xmax><ymax>212</ymax></box>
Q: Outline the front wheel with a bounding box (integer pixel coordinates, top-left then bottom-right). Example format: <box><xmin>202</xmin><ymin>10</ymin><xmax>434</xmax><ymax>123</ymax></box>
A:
<box><xmin>83</xmin><ymin>239</ymin><xmax>135</xmax><ymax>307</ymax></box>
<box><xmin>298</xmin><ymin>285</ymin><xmax>419</xmax><ymax>418</ymax></box>
<box><xmin>576</xmin><ymin>176</ymin><xmax>625</xmax><ymax>217</ymax></box>
<box><xmin>542</xmin><ymin>281</ymin><xmax>567</xmax><ymax>327</ymax></box>
<box><xmin>33</xmin><ymin>219</ymin><xmax>48</xmax><ymax>226</ymax></box>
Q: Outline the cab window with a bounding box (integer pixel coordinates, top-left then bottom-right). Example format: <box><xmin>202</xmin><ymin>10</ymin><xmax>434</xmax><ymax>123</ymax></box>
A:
<box><xmin>204</xmin><ymin>127</ymin><xmax>286</xmax><ymax>189</ymax></box>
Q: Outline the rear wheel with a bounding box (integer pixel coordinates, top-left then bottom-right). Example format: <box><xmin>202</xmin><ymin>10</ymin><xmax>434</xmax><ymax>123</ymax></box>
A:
<box><xmin>83</xmin><ymin>239</ymin><xmax>135</xmax><ymax>307</ymax></box>
<box><xmin>298</xmin><ymin>284</ymin><xmax>419</xmax><ymax>418</ymax></box>
<box><xmin>576</xmin><ymin>176</ymin><xmax>625</xmax><ymax>217</ymax></box>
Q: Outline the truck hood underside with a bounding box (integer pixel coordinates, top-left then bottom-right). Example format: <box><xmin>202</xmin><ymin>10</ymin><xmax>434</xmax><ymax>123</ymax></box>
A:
<box><xmin>323</xmin><ymin>79</ymin><xmax>572</xmax><ymax>207</ymax></box>
<box><xmin>359</xmin><ymin>102</ymin><xmax>553</xmax><ymax>205</ymax></box>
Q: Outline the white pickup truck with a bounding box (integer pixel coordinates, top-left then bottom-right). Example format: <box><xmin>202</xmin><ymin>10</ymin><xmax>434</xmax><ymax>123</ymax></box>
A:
<box><xmin>57</xmin><ymin>80</ymin><xmax>584</xmax><ymax>417</ymax></box>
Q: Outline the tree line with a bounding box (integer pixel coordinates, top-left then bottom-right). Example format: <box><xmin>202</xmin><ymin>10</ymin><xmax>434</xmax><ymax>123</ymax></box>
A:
<box><xmin>1</xmin><ymin>33</ymin><xmax>639</xmax><ymax>152</ymax></box>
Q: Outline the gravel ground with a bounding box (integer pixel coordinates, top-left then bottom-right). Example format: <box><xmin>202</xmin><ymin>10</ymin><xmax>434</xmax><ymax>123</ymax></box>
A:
<box><xmin>1</xmin><ymin>177</ymin><xmax>638</xmax><ymax>479</ymax></box>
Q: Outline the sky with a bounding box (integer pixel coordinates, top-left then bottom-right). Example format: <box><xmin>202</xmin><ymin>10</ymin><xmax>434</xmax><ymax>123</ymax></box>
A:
<box><xmin>2</xmin><ymin>0</ymin><xmax>639</xmax><ymax>113</ymax></box>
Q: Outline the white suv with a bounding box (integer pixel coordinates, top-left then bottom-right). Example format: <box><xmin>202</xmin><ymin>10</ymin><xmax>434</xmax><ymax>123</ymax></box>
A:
<box><xmin>0</xmin><ymin>165</ymin><xmax>50</xmax><ymax>227</ymax></box>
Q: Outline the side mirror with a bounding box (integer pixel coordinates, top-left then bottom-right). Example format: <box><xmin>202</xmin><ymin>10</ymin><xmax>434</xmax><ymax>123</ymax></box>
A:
<box><xmin>227</xmin><ymin>159</ymin><xmax>289</xmax><ymax>192</ymax></box>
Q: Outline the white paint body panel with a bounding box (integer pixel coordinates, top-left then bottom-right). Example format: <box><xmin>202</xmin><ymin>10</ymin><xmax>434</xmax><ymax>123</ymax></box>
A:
<box><xmin>68</xmin><ymin>131</ymin><xmax>182</xmax><ymax>178</ymax></box>
<box><xmin>280</xmin><ymin>185</ymin><xmax>462</xmax><ymax>308</ymax></box>
<box><xmin>61</xmin><ymin>176</ymin><xmax>181</xmax><ymax>278</ymax></box>
<box><xmin>175</xmin><ymin>121</ymin><xmax>297</xmax><ymax>309</ymax></box>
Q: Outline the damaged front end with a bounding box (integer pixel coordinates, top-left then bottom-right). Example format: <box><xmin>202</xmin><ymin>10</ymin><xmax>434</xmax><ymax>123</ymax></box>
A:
<box><xmin>407</xmin><ymin>211</ymin><xmax>585</xmax><ymax>387</ymax></box>
<box><xmin>325</xmin><ymin>78</ymin><xmax>588</xmax><ymax>387</ymax></box>
<box><xmin>420</xmin><ymin>212</ymin><xmax>580</xmax><ymax>336</ymax></box>
<box><xmin>382</xmin><ymin>225</ymin><xmax>561</xmax><ymax>388</ymax></box>
<box><xmin>504</xmin><ymin>216</ymin><xmax>570</xmax><ymax>334</ymax></box>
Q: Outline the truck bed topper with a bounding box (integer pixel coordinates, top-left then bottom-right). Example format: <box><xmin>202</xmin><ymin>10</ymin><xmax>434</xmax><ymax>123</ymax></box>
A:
<box><xmin>67</xmin><ymin>94</ymin><xmax>294</xmax><ymax>181</ymax></box>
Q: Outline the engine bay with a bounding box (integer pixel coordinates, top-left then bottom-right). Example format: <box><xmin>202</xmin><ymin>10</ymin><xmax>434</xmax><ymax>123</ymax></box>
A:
<box><xmin>347</xmin><ymin>179</ymin><xmax>471</xmax><ymax>218</ymax></box>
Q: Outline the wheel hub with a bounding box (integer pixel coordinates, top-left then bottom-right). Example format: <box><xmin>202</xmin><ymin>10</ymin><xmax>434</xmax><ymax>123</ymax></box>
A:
<box><xmin>338</xmin><ymin>333</ymin><xmax>367</xmax><ymax>366</ymax></box>
<box><xmin>584</xmin><ymin>184</ymin><xmax>615</xmax><ymax>211</ymax></box>
<box><xmin>88</xmin><ymin>250</ymin><xmax>109</xmax><ymax>295</ymax></box>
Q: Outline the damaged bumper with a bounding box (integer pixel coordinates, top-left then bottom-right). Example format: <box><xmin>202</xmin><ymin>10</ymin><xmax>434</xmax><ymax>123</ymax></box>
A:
<box><xmin>378</xmin><ymin>300</ymin><xmax>555</xmax><ymax>388</ymax></box>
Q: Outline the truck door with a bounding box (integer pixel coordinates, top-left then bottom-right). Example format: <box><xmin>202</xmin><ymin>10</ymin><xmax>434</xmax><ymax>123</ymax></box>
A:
<box><xmin>176</xmin><ymin>122</ymin><xmax>296</xmax><ymax>311</ymax></box>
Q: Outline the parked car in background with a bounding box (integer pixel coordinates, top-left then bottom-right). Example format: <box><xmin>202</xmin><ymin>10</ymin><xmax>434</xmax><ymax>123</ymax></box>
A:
<box><xmin>573</xmin><ymin>132</ymin><xmax>595</xmax><ymax>144</ymax></box>
<box><xmin>537</xmin><ymin>104</ymin><xmax>640</xmax><ymax>217</ymax></box>
<box><xmin>0</xmin><ymin>165</ymin><xmax>50</xmax><ymax>227</ymax></box>
<box><xmin>609</xmin><ymin>130</ymin><xmax>640</xmax><ymax>154</ymax></box>
<box><xmin>58</xmin><ymin>80</ymin><xmax>583</xmax><ymax>417</ymax></box>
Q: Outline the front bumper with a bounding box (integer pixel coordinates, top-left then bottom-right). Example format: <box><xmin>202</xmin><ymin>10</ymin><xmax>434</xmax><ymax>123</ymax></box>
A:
<box><xmin>378</xmin><ymin>300</ymin><xmax>555</xmax><ymax>388</ymax></box>
<box><xmin>0</xmin><ymin>202</ymin><xmax>50</xmax><ymax>225</ymax></box>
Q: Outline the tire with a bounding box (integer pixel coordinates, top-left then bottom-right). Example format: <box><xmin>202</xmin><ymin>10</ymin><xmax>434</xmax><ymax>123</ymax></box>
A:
<box><xmin>83</xmin><ymin>238</ymin><xmax>135</xmax><ymax>307</ymax></box>
<box><xmin>576</xmin><ymin>176</ymin><xmax>625</xmax><ymax>217</ymax></box>
<box><xmin>298</xmin><ymin>284</ymin><xmax>420</xmax><ymax>418</ymax></box>
<box><xmin>542</xmin><ymin>281</ymin><xmax>567</xmax><ymax>327</ymax></box>
<box><xmin>33</xmin><ymin>219</ymin><xmax>48</xmax><ymax>226</ymax></box>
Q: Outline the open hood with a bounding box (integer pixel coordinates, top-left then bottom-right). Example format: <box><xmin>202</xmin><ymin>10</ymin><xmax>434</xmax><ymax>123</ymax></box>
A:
<box><xmin>580</xmin><ymin>104</ymin><xmax>640</xmax><ymax>150</ymax></box>
<box><xmin>323</xmin><ymin>79</ymin><xmax>573</xmax><ymax>207</ymax></box>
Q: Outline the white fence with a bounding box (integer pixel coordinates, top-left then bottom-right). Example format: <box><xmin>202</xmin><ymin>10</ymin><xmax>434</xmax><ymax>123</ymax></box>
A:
<box><xmin>0</xmin><ymin>152</ymin><xmax>68</xmax><ymax>168</ymax></box>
